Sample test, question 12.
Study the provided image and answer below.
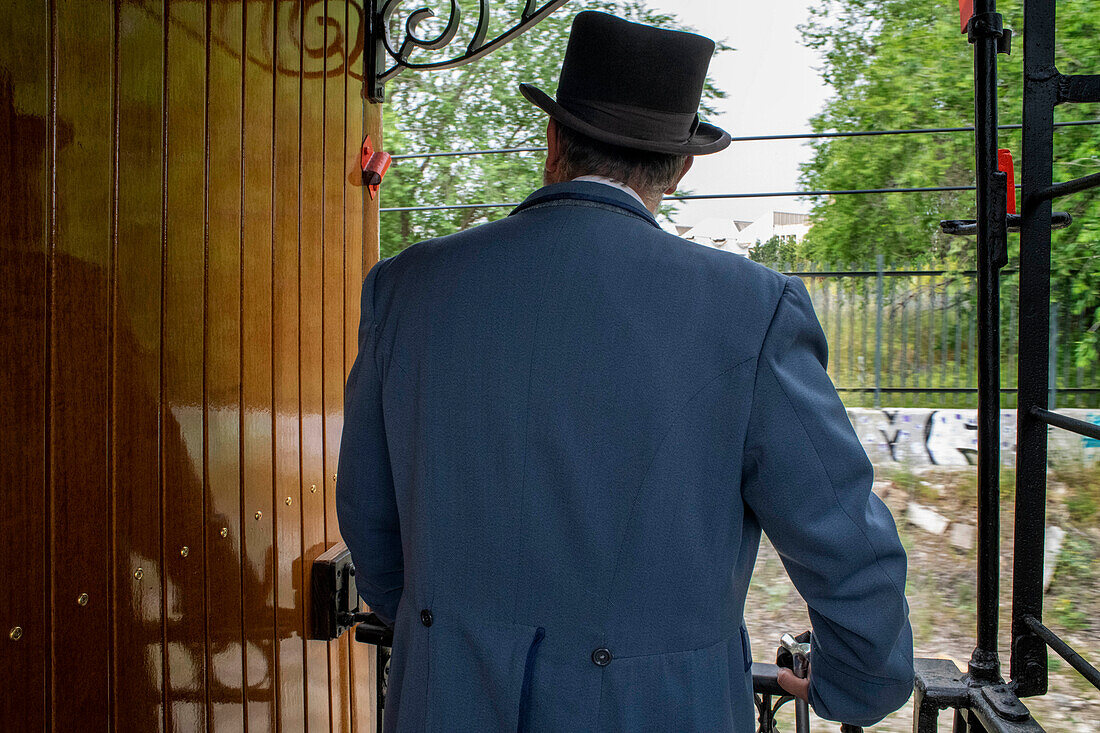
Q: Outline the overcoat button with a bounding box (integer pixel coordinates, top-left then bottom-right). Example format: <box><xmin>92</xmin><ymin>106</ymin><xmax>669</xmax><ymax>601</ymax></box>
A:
<box><xmin>591</xmin><ymin>647</ymin><xmax>612</xmax><ymax>667</ymax></box>
<box><xmin>420</xmin><ymin>609</ymin><xmax>433</xmax><ymax>627</ymax></box>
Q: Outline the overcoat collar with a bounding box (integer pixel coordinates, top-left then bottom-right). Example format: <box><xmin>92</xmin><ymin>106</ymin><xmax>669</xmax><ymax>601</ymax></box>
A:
<box><xmin>509</xmin><ymin>181</ymin><xmax>661</xmax><ymax>230</ymax></box>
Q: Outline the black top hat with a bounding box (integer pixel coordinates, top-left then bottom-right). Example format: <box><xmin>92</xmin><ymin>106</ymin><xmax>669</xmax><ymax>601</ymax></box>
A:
<box><xmin>520</xmin><ymin>11</ymin><xmax>730</xmax><ymax>156</ymax></box>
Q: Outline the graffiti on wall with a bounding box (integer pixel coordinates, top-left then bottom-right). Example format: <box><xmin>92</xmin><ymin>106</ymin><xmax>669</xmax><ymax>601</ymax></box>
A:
<box><xmin>849</xmin><ymin>408</ymin><xmax>1100</xmax><ymax>467</ymax></box>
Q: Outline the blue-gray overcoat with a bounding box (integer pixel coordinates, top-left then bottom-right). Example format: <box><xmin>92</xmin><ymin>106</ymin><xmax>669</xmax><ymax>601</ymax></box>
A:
<box><xmin>337</xmin><ymin>181</ymin><xmax>914</xmax><ymax>732</ymax></box>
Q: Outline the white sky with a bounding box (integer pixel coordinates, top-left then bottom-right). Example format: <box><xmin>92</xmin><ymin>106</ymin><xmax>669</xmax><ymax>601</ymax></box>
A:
<box><xmin>644</xmin><ymin>0</ymin><xmax>832</xmax><ymax>226</ymax></box>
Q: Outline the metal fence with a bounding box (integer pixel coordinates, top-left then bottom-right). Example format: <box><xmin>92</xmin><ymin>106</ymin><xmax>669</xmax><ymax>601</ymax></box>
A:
<box><xmin>764</xmin><ymin>257</ymin><xmax>1100</xmax><ymax>409</ymax></box>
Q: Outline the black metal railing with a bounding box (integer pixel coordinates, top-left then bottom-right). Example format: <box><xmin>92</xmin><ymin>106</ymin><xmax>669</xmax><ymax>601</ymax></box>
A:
<box><xmin>1011</xmin><ymin>0</ymin><xmax>1100</xmax><ymax>710</ymax></box>
<box><xmin>909</xmin><ymin>1</ymin><xmax>1100</xmax><ymax>730</ymax></box>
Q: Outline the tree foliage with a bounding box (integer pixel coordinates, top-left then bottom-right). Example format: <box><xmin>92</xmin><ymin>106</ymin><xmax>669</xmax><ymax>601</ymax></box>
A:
<box><xmin>798</xmin><ymin>0</ymin><xmax>1100</xmax><ymax>364</ymax></box>
<box><xmin>749</xmin><ymin>235</ymin><xmax>800</xmax><ymax>266</ymax></box>
<box><xmin>378</xmin><ymin>0</ymin><xmax>725</xmax><ymax>258</ymax></box>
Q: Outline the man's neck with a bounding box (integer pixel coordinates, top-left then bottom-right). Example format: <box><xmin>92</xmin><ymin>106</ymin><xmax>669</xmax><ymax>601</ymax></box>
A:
<box><xmin>569</xmin><ymin>175</ymin><xmax>653</xmax><ymax>212</ymax></box>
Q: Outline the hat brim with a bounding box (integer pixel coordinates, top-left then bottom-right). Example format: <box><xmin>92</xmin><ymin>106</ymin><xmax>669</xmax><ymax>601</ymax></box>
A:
<box><xmin>520</xmin><ymin>83</ymin><xmax>730</xmax><ymax>156</ymax></box>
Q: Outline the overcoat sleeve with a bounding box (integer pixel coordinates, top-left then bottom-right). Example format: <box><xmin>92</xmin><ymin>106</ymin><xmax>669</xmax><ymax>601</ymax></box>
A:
<box><xmin>741</xmin><ymin>276</ymin><xmax>914</xmax><ymax>726</ymax></box>
<box><xmin>336</xmin><ymin>259</ymin><xmax>403</xmax><ymax>626</ymax></box>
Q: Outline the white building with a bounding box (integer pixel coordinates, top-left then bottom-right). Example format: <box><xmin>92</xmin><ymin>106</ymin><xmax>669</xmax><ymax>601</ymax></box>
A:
<box><xmin>671</xmin><ymin>211</ymin><xmax>811</xmax><ymax>255</ymax></box>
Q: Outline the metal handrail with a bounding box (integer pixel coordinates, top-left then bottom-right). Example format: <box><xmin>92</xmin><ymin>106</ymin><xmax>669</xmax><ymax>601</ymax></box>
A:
<box><xmin>1022</xmin><ymin>616</ymin><xmax>1100</xmax><ymax>692</ymax></box>
<box><xmin>1029</xmin><ymin>406</ymin><xmax>1100</xmax><ymax>440</ymax></box>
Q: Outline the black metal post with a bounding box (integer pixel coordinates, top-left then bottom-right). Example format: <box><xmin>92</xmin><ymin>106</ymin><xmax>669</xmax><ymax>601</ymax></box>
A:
<box><xmin>969</xmin><ymin>0</ymin><xmax>1005</xmax><ymax>684</ymax></box>
<box><xmin>1011</xmin><ymin>0</ymin><xmax>1057</xmax><ymax>698</ymax></box>
<box><xmin>366</xmin><ymin>0</ymin><xmax>386</xmax><ymax>101</ymax></box>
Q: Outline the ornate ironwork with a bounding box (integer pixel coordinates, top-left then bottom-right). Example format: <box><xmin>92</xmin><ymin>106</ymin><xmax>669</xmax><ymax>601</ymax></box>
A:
<box><xmin>367</xmin><ymin>0</ymin><xmax>572</xmax><ymax>101</ymax></box>
<box><xmin>754</xmin><ymin>688</ymin><xmax>796</xmax><ymax>733</ymax></box>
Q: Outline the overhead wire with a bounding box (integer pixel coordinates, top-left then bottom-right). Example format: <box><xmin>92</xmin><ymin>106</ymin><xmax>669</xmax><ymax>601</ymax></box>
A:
<box><xmin>380</xmin><ymin>184</ymin><xmax>1022</xmax><ymax>212</ymax></box>
<box><xmin>388</xmin><ymin>119</ymin><xmax>1100</xmax><ymax>161</ymax></box>
<box><xmin>383</xmin><ymin>120</ymin><xmax>1095</xmax><ymax>212</ymax></box>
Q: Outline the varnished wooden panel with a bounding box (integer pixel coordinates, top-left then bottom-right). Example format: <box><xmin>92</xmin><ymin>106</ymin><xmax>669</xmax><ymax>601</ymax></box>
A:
<box><xmin>113</xmin><ymin>1</ymin><xmax>167</xmax><ymax>729</ymax></box>
<box><xmin>346</xmin><ymin>9</ymin><xmax>378</xmax><ymax>727</ymax></box>
<box><xmin>240</xmin><ymin>1</ymin><xmax>277</xmax><ymax>728</ymax></box>
<box><xmin>273</xmin><ymin>2</ymin><xmax>307</xmax><ymax>729</ymax></box>
<box><xmin>300</xmin><ymin>4</ymin><xmax>334</xmax><ymax>728</ymax></box>
<box><xmin>347</xmin><ymin>62</ymin><xmax>378</xmax><ymax>733</ymax></box>
<box><xmin>323</xmin><ymin>10</ymin><xmax>353</xmax><ymax>728</ymax></box>
<box><xmin>163</xmin><ymin>0</ymin><xmax>210</xmax><ymax>727</ymax></box>
<box><xmin>50</xmin><ymin>1</ymin><xmax>114</xmax><ymax>728</ymax></box>
<box><xmin>0</xmin><ymin>1</ymin><xmax>50</xmax><ymax>727</ymax></box>
<box><xmin>1</xmin><ymin>2</ymin><xmax>380</xmax><ymax>730</ymax></box>
<box><xmin>204</xmin><ymin>0</ymin><xmax>246</xmax><ymax>727</ymax></box>
<box><xmin>343</xmin><ymin>4</ymin><xmax>367</xmax><ymax>383</ymax></box>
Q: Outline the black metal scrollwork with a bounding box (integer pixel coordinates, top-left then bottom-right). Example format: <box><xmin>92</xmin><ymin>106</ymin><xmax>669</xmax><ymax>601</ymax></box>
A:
<box><xmin>754</xmin><ymin>690</ymin><xmax>797</xmax><ymax>733</ymax></box>
<box><xmin>368</xmin><ymin>0</ymin><xmax>572</xmax><ymax>101</ymax></box>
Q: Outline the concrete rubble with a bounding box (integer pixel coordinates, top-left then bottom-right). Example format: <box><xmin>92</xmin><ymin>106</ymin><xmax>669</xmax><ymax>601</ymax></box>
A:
<box><xmin>907</xmin><ymin>502</ymin><xmax>950</xmax><ymax>536</ymax></box>
<box><xmin>949</xmin><ymin>522</ymin><xmax>976</xmax><ymax>551</ymax></box>
<box><xmin>1043</xmin><ymin>525</ymin><xmax>1065</xmax><ymax>592</ymax></box>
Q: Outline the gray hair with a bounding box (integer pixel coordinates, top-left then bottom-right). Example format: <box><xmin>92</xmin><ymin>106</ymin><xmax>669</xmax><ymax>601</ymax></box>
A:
<box><xmin>554</xmin><ymin>123</ymin><xmax>688</xmax><ymax>206</ymax></box>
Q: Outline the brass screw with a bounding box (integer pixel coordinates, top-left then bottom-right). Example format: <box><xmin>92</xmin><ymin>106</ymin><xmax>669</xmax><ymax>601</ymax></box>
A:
<box><xmin>310</xmin><ymin>484</ymin><xmax>317</xmax><ymax>493</ymax></box>
<box><xmin>180</xmin><ymin>546</ymin><xmax>189</xmax><ymax>558</ymax></box>
<box><xmin>134</xmin><ymin>568</ymin><xmax>143</xmax><ymax>580</ymax></box>
<box><xmin>77</xmin><ymin>593</ymin><xmax>89</xmax><ymax>607</ymax></box>
<box><xmin>220</xmin><ymin>527</ymin><xmax>228</xmax><ymax>538</ymax></box>
<box><xmin>254</xmin><ymin>511</ymin><xmax>262</xmax><ymax>520</ymax></box>
<box><xmin>285</xmin><ymin>496</ymin><xmax>292</xmax><ymax>506</ymax></box>
<box><xmin>9</xmin><ymin>627</ymin><xmax>23</xmax><ymax>641</ymax></box>
<box><xmin>332</xmin><ymin>474</ymin><xmax>337</xmax><ymax>482</ymax></box>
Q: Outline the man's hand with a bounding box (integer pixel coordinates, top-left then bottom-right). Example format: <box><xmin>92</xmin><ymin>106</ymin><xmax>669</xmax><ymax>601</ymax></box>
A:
<box><xmin>777</xmin><ymin>667</ymin><xmax>810</xmax><ymax>702</ymax></box>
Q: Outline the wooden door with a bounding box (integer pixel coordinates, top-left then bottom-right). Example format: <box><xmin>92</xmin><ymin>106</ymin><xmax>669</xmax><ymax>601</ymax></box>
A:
<box><xmin>0</xmin><ymin>1</ymin><xmax>382</xmax><ymax>730</ymax></box>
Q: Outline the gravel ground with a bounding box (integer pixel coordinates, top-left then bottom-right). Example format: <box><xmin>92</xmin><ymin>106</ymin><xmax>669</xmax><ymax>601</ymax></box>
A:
<box><xmin>742</xmin><ymin>466</ymin><xmax>1100</xmax><ymax>732</ymax></box>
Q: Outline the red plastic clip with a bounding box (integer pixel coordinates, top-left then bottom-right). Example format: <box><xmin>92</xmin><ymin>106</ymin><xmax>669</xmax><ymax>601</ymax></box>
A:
<box><xmin>959</xmin><ymin>0</ymin><xmax>974</xmax><ymax>33</ymax></box>
<box><xmin>998</xmin><ymin>148</ymin><xmax>1016</xmax><ymax>214</ymax></box>
<box><xmin>361</xmin><ymin>135</ymin><xmax>391</xmax><ymax>200</ymax></box>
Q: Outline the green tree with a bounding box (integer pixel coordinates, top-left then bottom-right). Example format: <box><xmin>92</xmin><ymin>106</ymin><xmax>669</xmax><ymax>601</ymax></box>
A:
<box><xmin>378</xmin><ymin>0</ymin><xmax>726</xmax><ymax>258</ymax></box>
<box><xmin>798</xmin><ymin>0</ymin><xmax>1099</xmax><ymax>364</ymax></box>
<box><xmin>749</xmin><ymin>235</ymin><xmax>800</xmax><ymax>266</ymax></box>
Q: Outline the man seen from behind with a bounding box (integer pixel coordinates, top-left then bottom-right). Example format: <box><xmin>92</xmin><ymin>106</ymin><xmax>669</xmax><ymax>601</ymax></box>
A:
<box><xmin>337</xmin><ymin>11</ymin><xmax>914</xmax><ymax>732</ymax></box>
